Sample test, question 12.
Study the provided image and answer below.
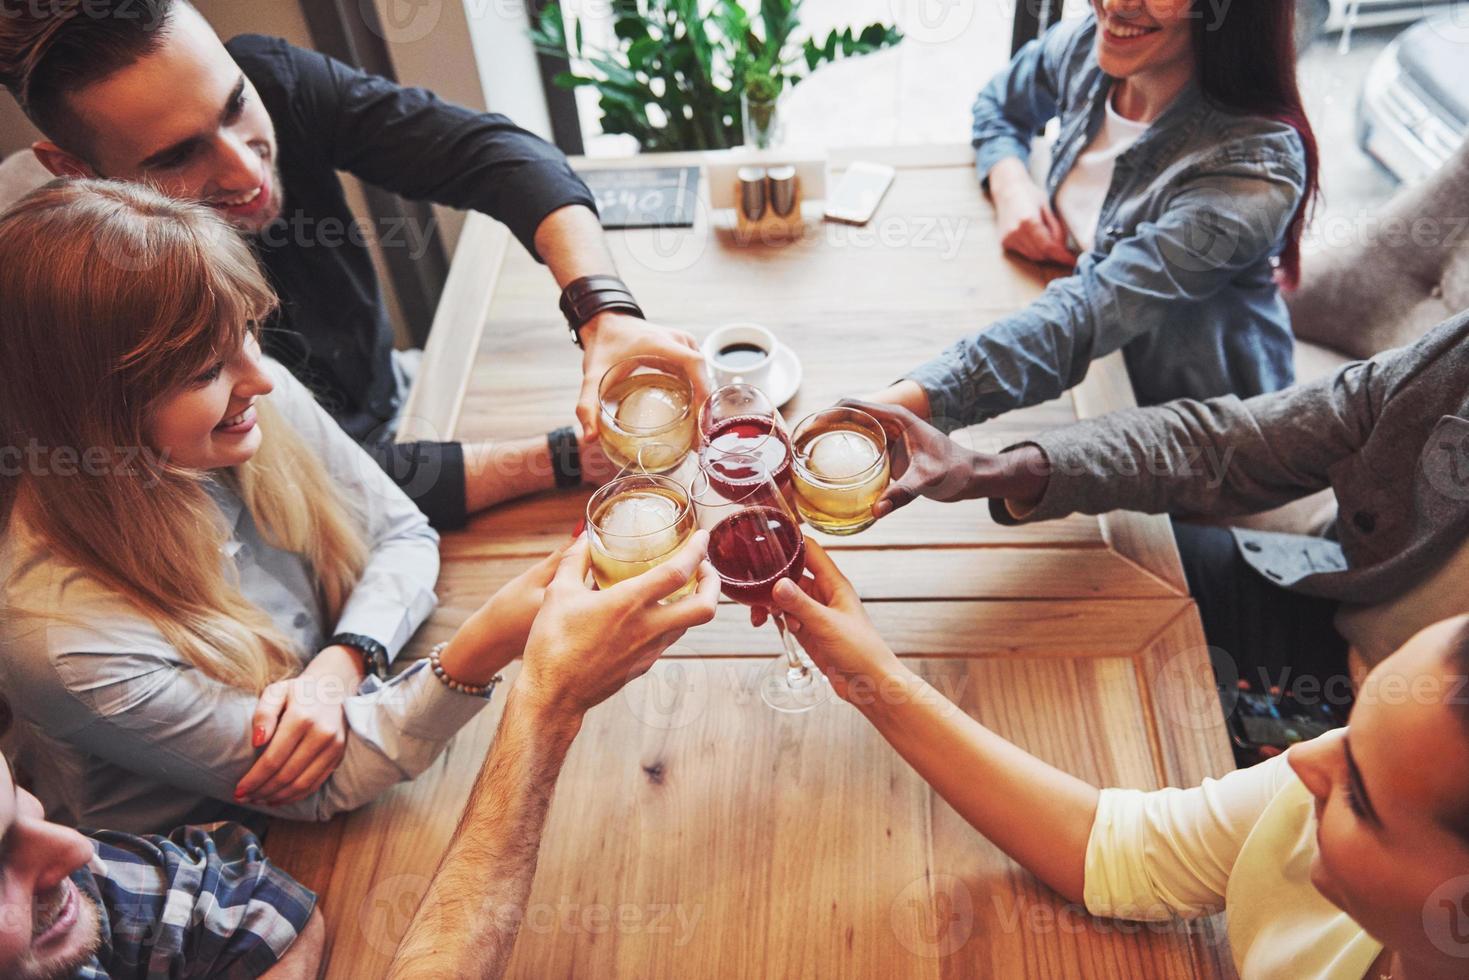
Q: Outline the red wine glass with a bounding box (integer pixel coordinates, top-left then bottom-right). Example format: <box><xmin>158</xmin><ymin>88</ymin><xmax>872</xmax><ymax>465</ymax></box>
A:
<box><xmin>690</xmin><ymin>451</ymin><xmax>829</xmax><ymax>713</ymax></box>
<box><xmin>697</xmin><ymin>383</ymin><xmax>794</xmax><ymax>498</ymax></box>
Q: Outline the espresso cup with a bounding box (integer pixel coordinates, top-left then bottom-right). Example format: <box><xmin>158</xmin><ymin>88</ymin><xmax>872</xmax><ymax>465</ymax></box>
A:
<box><xmin>702</xmin><ymin>322</ymin><xmax>778</xmax><ymax>391</ymax></box>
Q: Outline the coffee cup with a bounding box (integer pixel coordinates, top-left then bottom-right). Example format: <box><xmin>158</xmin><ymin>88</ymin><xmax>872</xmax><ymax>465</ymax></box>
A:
<box><xmin>702</xmin><ymin>323</ymin><xmax>778</xmax><ymax>391</ymax></box>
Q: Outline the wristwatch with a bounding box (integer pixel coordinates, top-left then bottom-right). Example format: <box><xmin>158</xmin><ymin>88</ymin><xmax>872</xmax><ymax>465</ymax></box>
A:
<box><xmin>547</xmin><ymin>425</ymin><xmax>582</xmax><ymax>489</ymax></box>
<box><xmin>327</xmin><ymin>633</ymin><xmax>390</xmax><ymax>680</ymax></box>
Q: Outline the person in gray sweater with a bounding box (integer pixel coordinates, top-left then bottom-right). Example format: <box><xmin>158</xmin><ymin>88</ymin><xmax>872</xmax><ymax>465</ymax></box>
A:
<box><xmin>846</xmin><ymin>308</ymin><xmax>1469</xmax><ymax>707</ymax></box>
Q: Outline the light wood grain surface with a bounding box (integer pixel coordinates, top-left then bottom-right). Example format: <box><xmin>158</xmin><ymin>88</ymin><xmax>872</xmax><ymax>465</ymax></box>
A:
<box><xmin>270</xmin><ymin>145</ymin><xmax>1237</xmax><ymax>979</ymax></box>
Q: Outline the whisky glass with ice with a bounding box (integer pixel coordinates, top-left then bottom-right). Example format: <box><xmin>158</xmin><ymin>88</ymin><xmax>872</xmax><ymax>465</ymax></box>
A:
<box><xmin>789</xmin><ymin>407</ymin><xmax>890</xmax><ymax>535</ymax></box>
<box><xmin>586</xmin><ymin>473</ymin><xmax>697</xmax><ymax>602</ymax></box>
<box><xmin>597</xmin><ymin>356</ymin><xmax>696</xmax><ymax>473</ymax></box>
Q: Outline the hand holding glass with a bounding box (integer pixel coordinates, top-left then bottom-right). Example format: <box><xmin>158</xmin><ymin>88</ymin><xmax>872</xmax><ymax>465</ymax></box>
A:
<box><xmin>691</xmin><ymin>452</ymin><xmax>826</xmax><ymax>712</ymax></box>
<box><xmin>586</xmin><ymin>473</ymin><xmax>697</xmax><ymax>603</ymax></box>
<box><xmin>598</xmin><ymin>355</ymin><xmax>697</xmax><ymax>473</ymax></box>
<box><xmin>790</xmin><ymin>407</ymin><xmax>890</xmax><ymax>535</ymax></box>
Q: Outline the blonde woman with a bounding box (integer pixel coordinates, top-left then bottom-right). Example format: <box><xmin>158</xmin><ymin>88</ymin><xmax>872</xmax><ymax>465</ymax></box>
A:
<box><xmin>0</xmin><ymin>179</ymin><xmax>715</xmax><ymax>834</ymax></box>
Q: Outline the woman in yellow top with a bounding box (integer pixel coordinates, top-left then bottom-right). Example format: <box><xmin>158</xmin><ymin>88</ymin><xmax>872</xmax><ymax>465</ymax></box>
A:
<box><xmin>760</xmin><ymin>541</ymin><xmax>1469</xmax><ymax>979</ymax></box>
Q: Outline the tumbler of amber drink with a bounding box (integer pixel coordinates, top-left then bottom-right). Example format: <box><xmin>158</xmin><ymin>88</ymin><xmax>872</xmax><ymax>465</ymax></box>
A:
<box><xmin>598</xmin><ymin>356</ymin><xmax>696</xmax><ymax>473</ymax></box>
<box><xmin>586</xmin><ymin>473</ymin><xmax>698</xmax><ymax>602</ymax></box>
<box><xmin>789</xmin><ymin>407</ymin><xmax>891</xmax><ymax>535</ymax></box>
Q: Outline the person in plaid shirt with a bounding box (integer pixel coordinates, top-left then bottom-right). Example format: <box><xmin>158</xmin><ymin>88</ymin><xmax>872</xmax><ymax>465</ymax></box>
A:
<box><xmin>0</xmin><ymin>754</ymin><xmax>323</xmax><ymax>979</ymax></box>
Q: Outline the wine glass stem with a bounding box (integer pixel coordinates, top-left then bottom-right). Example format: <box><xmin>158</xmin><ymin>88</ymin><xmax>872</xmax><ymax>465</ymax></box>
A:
<box><xmin>772</xmin><ymin>612</ymin><xmax>809</xmax><ymax>686</ymax></box>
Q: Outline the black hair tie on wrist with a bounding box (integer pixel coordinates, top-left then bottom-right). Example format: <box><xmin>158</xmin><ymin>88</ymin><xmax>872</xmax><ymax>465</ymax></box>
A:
<box><xmin>548</xmin><ymin>425</ymin><xmax>581</xmax><ymax>489</ymax></box>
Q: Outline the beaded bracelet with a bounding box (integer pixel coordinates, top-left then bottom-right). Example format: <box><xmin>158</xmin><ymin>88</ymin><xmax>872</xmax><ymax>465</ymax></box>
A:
<box><xmin>428</xmin><ymin>641</ymin><xmax>500</xmax><ymax>697</ymax></box>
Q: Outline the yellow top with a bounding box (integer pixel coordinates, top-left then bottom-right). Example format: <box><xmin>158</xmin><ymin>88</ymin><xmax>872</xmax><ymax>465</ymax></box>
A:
<box><xmin>1084</xmin><ymin>752</ymin><xmax>1383</xmax><ymax>979</ymax></box>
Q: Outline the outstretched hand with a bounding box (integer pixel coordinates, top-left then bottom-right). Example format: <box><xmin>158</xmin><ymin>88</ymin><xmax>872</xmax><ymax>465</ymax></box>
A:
<box><xmin>575</xmin><ymin>313</ymin><xmax>709</xmax><ymax>443</ymax></box>
<box><xmin>838</xmin><ymin>399</ymin><xmax>986</xmax><ymax>517</ymax></box>
<box><xmin>520</xmin><ymin>532</ymin><xmax>721</xmax><ymax>717</ymax></box>
<box><xmin>835</xmin><ymin>400</ymin><xmax>1053</xmax><ymax>521</ymax></box>
<box><xmin>755</xmin><ymin>538</ymin><xmax>902</xmax><ymax>703</ymax></box>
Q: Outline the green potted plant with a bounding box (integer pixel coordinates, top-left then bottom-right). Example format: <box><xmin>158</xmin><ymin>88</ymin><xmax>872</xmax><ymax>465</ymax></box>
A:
<box><xmin>741</xmin><ymin>69</ymin><xmax>784</xmax><ymax>149</ymax></box>
<box><xmin>530</xmin><ymin>0</ymin><xmax>902</xmax><ymax>153</ymax></box>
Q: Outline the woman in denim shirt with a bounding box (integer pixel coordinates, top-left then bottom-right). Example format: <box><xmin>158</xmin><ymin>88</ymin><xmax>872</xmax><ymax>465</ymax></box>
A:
<box><xmin>874</xmin><ymin>1</ymin><xmax>1318</xmax><ymax>430</ymax></box>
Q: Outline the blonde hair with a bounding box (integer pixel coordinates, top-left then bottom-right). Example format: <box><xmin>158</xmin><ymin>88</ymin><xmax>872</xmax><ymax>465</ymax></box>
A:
<box><xmin>0</xmin><ymin>179</ymin><xmax>367</xmax><ymax>693</ymax></box>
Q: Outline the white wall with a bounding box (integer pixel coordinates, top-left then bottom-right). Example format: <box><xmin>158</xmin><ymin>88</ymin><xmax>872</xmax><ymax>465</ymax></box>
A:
<box><xmin>458</xmin><ymin>0</ymin><xmax>553</xmax><ymax>140</ymax></box>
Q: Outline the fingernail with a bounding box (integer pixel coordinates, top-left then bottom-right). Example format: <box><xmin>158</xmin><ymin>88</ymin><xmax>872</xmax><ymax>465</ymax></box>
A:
<box><xmin>252</xmin><ymin>726</ymin><xmax>265</xmax><ymax>747</ymax></box>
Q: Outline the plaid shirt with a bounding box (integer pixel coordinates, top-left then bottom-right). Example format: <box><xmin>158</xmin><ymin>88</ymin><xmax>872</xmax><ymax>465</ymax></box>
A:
<box><xmin>72</xmin><ymin>822</ymin><xmax>316</xmax><ymax>979</ymax></box>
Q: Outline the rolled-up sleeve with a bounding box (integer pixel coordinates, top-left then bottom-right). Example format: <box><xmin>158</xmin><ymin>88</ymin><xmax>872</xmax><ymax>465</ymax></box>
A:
<box><xmin>971</xmin><ymin>18</ymin><xmax>1084</xmax><ymax>185</ymax></box>
<box><xmin>264</xmin><ymin>360</ymin><xmax>440</xmax><ymax>666</ymax></box>
<box><xmin>1083</xmin><ymin>754</ymin><xmax>1292</xmax><ymax>921</ymax></box>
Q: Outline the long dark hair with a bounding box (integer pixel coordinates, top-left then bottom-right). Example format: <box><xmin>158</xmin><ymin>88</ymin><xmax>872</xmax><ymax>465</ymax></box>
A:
<box><xmin>1192</xmin><ymin>0</ymin><xmax>1319</xmax><ymax>288</ymax></box>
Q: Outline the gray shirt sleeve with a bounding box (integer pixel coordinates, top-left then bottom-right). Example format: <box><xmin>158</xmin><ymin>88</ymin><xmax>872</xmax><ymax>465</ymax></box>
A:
<box><xmin>24</xmin><ymin>600</ymin><xmax>490</xmax><ymax>825</ymax></box>
<box><xmin>996</xmin><ymin>346</ymin><xmax>1403</xmax><ymax>525</ymax></box>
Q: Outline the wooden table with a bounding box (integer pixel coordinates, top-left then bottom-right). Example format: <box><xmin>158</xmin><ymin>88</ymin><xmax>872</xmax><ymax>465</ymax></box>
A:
<box><xmin>269</xmin><ymin>145</ymin><xmax>1237</xmax><ymax>978</ymax></box>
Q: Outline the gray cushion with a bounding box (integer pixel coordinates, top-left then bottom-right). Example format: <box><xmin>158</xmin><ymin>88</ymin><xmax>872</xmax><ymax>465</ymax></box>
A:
<box><xmin>1287</xmin><ymin>136</ymin><xmax>1469</xmax><ymax>360</ymax></box>
<box><xmin>1293</xmin><ymin>338</ymin><xmax>1352</xmax><ymax>385</ymax></box>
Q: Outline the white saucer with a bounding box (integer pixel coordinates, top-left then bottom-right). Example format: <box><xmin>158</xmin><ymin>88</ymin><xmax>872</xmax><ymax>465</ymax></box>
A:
<box><xmin>701</xmin><ymin>341</ymin><xmax>803</xmax><ymax>407</ymax></box>
<box><xmin>765</xmin><ymin>342</ymin><xmax>803</xmax><ymax>407</ymax></box>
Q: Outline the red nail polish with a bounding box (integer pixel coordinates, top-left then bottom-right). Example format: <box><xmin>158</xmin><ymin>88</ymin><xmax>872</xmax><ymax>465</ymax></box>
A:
<box><xmin>252</xmin><ymin>726</ymin><xmax>265</xmax><ymax>747</ymax></box>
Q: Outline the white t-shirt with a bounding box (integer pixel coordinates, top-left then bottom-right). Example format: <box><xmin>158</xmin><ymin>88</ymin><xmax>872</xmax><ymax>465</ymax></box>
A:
<box><xmin>1086</xmin><ymin>752</ymin><xmax>1383</xmax><ymax>979</ymax></box>
<box><xmin>1054</xmin><ymin>91</ymin><xmax>1151</xmax><ymax>252</ymax></box>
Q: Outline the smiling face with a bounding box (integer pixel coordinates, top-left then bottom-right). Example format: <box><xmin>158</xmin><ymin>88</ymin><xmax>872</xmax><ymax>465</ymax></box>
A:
<box><xmin>0</xmin><ymin>758</ymin><xmax>100</xmax><ymax>980</ymax></box>
<box><xmin>145</xmin><ymin>331</ymin><xmax>275</xmax><ymax>471</ymax></box>
<box><xmin>1288</xmin><ymin>617</ymin><xmax>1469</xmax><ymax>965</ymax></box>
<box><xmin>1089</xmin><ymin>0</ymin><xmax>1195</xmax><ymax>80</ymax></box>
<box><xmin>37</xmin><ymin>4</ymin><xmax>282</xmax><ymax>232</ymax></box>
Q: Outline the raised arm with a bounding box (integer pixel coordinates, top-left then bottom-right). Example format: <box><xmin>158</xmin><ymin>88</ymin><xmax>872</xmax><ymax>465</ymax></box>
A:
<box><xmin>768</xmin><ymin>539</ymin><xmax>1292</xmax><ymax>916</ymax></box>
<box><xmin>765</xmin><ymin>539</ymin><xmax>1097</xmax><ymax>899</ymax></box>
<box><xmin>258</xmin><ymin>38</ymin><xmax>708</xmax><ymax>437</ymax></box>
<box><xmin>530</xmin><ymin>204</ymin><xmax>709</xmax><ymax>440</ymax></box>
<box><xmin>851</xmin><ymin>316</ymin><xmax>1424</xmax><ymax>524</ymax></box>
<box><xmin>388</xmin><ymin>534</ymin><xmax>720</xmax><ymax>978</ymax></box>
<box><xmin>905</xmin><ymin>157</ymin><xmax>1306</xmax><ymax>432</ymax></box>
<box><xmin>1007</xmin><ymin>341</ymin><xmax>1400</xmax><ymax>522</ymax></box>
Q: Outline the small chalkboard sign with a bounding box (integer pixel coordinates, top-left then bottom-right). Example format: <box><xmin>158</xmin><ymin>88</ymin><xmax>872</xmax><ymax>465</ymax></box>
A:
<box><xmin>579</xmin><ymin>166</ymin><xmax>700</xmax><ymax>230</ymax></box>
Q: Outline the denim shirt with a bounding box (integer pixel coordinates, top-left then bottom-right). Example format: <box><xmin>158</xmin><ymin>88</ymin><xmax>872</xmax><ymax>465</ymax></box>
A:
<box><xmin>908</xmin><ymin>15</ymin><xmax>1307</xmax><ymax>432</ymax></box>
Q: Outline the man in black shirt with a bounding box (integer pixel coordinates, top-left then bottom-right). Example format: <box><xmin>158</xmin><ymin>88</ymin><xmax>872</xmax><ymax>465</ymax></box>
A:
<box><xmin>1</xmin><ymin>0</ymin><xmax>706</xmax><ymax>529</ymax></box>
